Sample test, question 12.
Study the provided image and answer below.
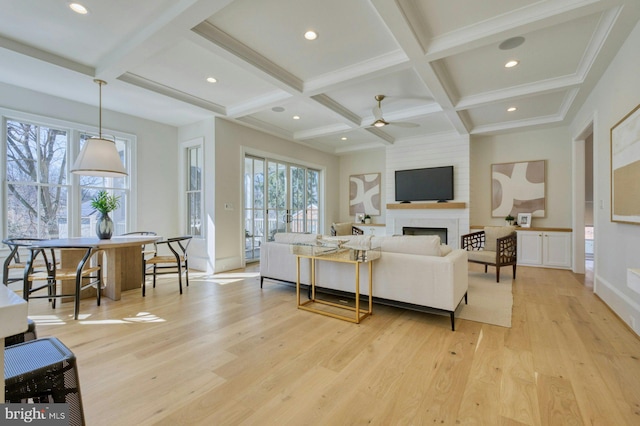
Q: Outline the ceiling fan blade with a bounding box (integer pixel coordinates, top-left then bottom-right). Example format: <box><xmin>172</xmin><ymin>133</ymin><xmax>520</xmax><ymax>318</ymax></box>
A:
<box><xmin>389</xmin><ymin>121</ymin><xmax>419</xmax><ymax>128</ymax></box>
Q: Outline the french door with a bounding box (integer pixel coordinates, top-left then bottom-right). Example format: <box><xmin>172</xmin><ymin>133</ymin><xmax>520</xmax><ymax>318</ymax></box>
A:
<box><xmin>244</xmin><ymin>155</ymin><xmax>320</xmax><ymax>261</ymax></box>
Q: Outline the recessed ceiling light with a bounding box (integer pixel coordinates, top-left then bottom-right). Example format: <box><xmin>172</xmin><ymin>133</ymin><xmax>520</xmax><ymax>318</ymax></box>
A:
<box><xmin>69</xmin><ymin>3</ymin><xmax>88</xmax><ymax>14</ymax></box>
<box><xmin>206</xmin><ymin>77</ymin><xmax>217</xmax><ymax>83</ymax></box>
<box><xmin>293</xmin><ymin>115</ymin><xmax>300</xmax><ymax>120</ymax></box>
<box><xmin>304</xmin><ymin>30</ymin><xmax>318</xmax><ymax>41</ymax></box>
<box><xmin>272</xmin><ymin>106</ymin><xmax>285</xmax><ymax>113</ymax></box>
<box><xmin>507</xmin><ymin>107</ymin><xmax>517</xmax><ymax>112</ymax></box>
<box><xmin>505</xmin><ymin>60</ymin><xmax>519</xmax><ymax>68</ymax></box>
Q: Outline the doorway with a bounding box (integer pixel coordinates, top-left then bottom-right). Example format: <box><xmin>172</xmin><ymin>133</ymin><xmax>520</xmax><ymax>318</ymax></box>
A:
<box><xmin>244</xmin><ymin>155</ymin><xmax>321</xmax><ymax>262</ymax></box>
<box><xmin>573</xmin><ymin>120</ymin><xmax>595</xmax><ymax>287</ymax></box>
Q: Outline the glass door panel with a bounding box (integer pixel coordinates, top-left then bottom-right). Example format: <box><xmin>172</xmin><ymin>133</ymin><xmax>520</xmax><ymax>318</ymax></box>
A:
<box><xmin>244</xmin><ymin>156</ymin><xmax>265</xmax><ymax>261</ymax></box>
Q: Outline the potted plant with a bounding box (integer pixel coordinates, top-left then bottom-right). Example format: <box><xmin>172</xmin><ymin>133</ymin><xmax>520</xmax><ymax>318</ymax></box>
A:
<box><xmin>505</xmin><ymin>214</ymin><xmax>515</xmax><ymax>226</ymax></box>
<box><xmin>91</xmin><ymin>190</ymin><xmax>120</xmax><ymax>239</ymax></box>
<box><xmin>364</xmin><ymin>214</ymin><xmax>371</xmax><ymax>224</ymax></box>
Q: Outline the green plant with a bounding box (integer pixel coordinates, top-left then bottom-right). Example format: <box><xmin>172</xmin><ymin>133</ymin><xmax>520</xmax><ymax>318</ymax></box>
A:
<box><xmin>505</xmin><ymin>214</ymin><xmax>514</xmax><ymax>221</ymax></box>
<box><xmin>364</xmin><ymin>214</ymin><xmax>371</xmax><ymax>220</ymax></box>
<box><xmin>91</xmin><ymin>190</ymin><xmax>120</xmax><ymax>214</ymax></box>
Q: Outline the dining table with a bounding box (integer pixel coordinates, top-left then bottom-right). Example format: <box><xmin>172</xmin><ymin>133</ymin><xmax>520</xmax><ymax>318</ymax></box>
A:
<box><xmin>35</xmin><ymin>236</ymin><xmax>160</xmax><ymax>301</ymax></box>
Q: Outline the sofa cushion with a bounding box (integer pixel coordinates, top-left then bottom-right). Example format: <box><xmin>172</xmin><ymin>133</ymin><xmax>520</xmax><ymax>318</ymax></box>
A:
<box><xmin>467</xmin><ymin>250</ymin><xmax>496</xmax><ymax>263</ymax></box>
<box><xmin>332</xmin><ymin>222</ymin><xmax>353</xmax><ymax>236</ymax></box>
<box><xmin>273</xmin><ymin>232</ymin><xmax>319</xmax><ymax>244</ymax></box>
<box><xmin>484</xmin><ymin>226</ymin><xmax>515</xmax><ymax>251</ymax></box>
<box><xmin>379</xmin><ymin>235</ymin><xmax>441</xmax><ymax>256</ymax></box>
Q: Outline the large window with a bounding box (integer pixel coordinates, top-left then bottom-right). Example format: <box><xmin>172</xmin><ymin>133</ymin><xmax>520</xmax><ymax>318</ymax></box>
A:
<box><xmin>3</xmin><ymin>113</ymin><xmax>132</xmax><ymax>239</ymax></box>
<box><xmin>5</xmin><ymin>120</ymin><xmax>69</xmax><ymax>238</ymax></box>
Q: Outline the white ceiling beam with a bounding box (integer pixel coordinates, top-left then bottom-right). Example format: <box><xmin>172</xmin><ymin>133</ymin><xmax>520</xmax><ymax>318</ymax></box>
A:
<box><xmin>95</xmin><ymin>0</ymin><xmax>235</xmax><ymax>81</ymax></box>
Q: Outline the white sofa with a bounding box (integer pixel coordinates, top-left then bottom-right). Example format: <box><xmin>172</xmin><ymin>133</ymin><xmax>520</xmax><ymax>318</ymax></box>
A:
<box><xmin>259</xmin><ymin>233</ymin><xmax>469</xmax><ymax>330</ymax></box>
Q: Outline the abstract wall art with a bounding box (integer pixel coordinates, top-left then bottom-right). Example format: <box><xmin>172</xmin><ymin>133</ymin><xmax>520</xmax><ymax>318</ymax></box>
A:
<box><xmin>349</xmin><ymin>173</ymin><xmax>381</xmax><ymax>216</ymax></box>
<box><xmin>611</xmin><ymin>104</ymin><xmax>640</xmax><ymax>224</ymax></box>
<box><xmin>491</xmin><ymin>160</ymin><xmax>546</xmax><ymax>218</ymax></box>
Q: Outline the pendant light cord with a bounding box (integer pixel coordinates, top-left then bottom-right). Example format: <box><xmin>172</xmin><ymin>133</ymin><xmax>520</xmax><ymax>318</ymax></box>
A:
<box><xmin>94</xmin><ymin>79</ymin><xmax>107</xmax><ymax>139</ymax></box>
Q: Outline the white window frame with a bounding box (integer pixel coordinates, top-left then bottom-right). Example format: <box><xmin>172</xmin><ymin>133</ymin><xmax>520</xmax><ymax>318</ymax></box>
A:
<box><xmin>1</xmin><ymin>107</ymin><xmax>136</xmax><ymax>240</ymax></box>
<box><xmin>180</xmin><ymin>137</ymin><xmax>204</xmax><ymax>238</ymax></box>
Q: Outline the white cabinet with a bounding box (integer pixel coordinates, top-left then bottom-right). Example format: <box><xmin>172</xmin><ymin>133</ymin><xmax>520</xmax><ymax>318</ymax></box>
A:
<box><xmin>517</xmin><ymin>230</ymin><xmax>572</xmax><ymax>269</ymax></box>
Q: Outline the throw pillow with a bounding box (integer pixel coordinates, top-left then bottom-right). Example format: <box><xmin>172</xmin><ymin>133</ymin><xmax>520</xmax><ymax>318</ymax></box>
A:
<box><xmin>332</xmin><ymin>222</ymin><xmax>353</xmax><ymax>236</ymax></box>
<box><xmin>440</xmin><ymin>244</ymin><xmax>453</xmax><ymax>256</ymax></box>
<box><xmin>483</xmin><ymin>226</ymin><xmax>515</xmax><ymax>251</ymax></box>
<box><xmin>380</xmin><ymin>235</ymin><xmax>441</xmax><ymax>256</ymax></box>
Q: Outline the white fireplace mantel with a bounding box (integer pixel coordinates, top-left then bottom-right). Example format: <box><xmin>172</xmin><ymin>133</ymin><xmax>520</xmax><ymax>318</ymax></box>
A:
<box><xmin>386</xmin><ymin>205</ymin><xmax>470</xmax><ymax>249</ymax></box>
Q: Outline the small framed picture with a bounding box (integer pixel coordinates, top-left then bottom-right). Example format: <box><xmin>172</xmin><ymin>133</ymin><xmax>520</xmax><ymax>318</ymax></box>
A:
<box><xmin>517</xmin><ymin>213</ymin><xmax>532</xmax><ymax>228</ymax></box>
<box><xmin>355</xmin><ymin>213</ymin><xmax>365</xmax><ymax>224</ymax></box>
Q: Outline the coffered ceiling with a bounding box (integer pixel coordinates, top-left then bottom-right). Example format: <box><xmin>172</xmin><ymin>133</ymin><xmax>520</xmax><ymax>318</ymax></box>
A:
<box><xmin>0</xmin><ymin>0</ymin><xmax>638</xmax><ymax>154</ymax></box>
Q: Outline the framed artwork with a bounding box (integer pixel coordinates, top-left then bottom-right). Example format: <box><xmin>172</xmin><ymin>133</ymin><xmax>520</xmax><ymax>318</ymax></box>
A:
<box><xmin>517</xmin><ymin>213</ymin><xmax>532</xmax><ymax>228</ymax></box>
<box><xmin>491</xmin><ymin>160</ymin><xmax>546</xmax><ymax>218</ymax></box>
<box><xmin>611</xmin><ymin>104</ymin><xmax>640</xmax><ymax>224</ymax></box>
<box><xmin>349</xmin><ymin>173</ymin><xmax>381</xmax><ymax>216</ymax></box>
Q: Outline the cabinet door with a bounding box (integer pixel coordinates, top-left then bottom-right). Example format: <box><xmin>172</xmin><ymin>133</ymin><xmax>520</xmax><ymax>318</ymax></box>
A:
<box><xmin>543</xmin><ymin>232</ymin><xmax>572</xmax><ymax>268</ymax></box>
<box><xmin>517</xmin><ymin>231</ymin><xmax>543</xmax><ymax>265</ymax></box>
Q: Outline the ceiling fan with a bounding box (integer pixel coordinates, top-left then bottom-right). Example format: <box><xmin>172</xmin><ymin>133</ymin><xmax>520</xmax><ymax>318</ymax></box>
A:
<box><xmin>370</xmin><ymin>95</ymin><xmax>419</xmax><ymax>128</ymax></box>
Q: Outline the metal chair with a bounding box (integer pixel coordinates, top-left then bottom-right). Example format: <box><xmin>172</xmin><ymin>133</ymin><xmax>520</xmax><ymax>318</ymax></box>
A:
<box><xmin>23</xmin><ymin>245</ymin><xmax>104</xmax><ymax>320</ymax></box>
<box><xmin>2</xmin><ymin>238</ymin><xmax>50</xmax><ymax>287</ymax></box>
<box><xmin>144</xmin><ymin>236</ymin><xmax>192</xmax><ymax>296</ymax></box>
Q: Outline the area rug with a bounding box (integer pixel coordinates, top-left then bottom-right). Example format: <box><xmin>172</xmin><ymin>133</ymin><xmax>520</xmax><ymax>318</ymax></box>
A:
<box><xmin>456</xmin><ymin>271</ymin><xmax>513</xmax><ymax>327</ymax></box>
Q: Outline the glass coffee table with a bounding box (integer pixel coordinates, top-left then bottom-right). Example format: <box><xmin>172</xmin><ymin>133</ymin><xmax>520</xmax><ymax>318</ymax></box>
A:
<box><xmin>291</xmin><ymin>242</ymin><xmax>380</xmax><ymax>323</ymax></box>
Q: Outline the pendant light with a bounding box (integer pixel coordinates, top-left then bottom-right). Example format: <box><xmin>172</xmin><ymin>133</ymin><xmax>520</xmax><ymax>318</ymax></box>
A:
<box><xmin>71</xmin><ymin>79</ymin><xmax>127</xmax><ymax>177</ymax></box>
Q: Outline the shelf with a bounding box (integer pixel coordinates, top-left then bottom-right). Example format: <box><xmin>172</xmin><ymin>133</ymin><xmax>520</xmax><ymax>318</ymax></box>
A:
<box><xmin>471</xmin><ymin>225</ymin><xmax>572</xmax><ymax>232</ymax></box>
<box><xmin>386</xmin><ymin>202</ymin><xmax>466</xmax><ymax>210</ymax></box>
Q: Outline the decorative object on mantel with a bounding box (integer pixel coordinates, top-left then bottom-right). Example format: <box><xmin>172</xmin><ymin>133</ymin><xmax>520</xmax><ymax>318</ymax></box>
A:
<box><xmin>491</xmin><ymin>160</ymin><xmax>545</xmax><ymax>218</ymax></box>
<box><xmin>505</xmin><ymin>214</ymin><xmax>515</xmax><ymax>226</ymax></box>
<box><xmin>91</xmin><ymin>190</ymin><xmax>120</xmax><ymax>239</ymax></box>
<box><xmin>70</xmin><ymin>79</ymin><xmax>127</xmax><ymax>177</ymax></box>
<box><xmin>355</xmin><ymin>213</ymin><xmax>365</xmax><ymax>224</ymax></box>
<box><xmin>611</xmin><ymin>103</ymin><xmax>640</xmax><ymax>224</ymax></box>
<box><xmin>517</xmin><ymin>212</ymin><xmax>532</xmax><ymax>228</ymax></box>
<box><xmin>349</xmin><ymin>173</ymin><xmax>381</xmax><ymax>216</ymax></box>
<box><xmin>364</xmin><ymin>214</ymin><xmax>371</xmax><ymax>224</ymax></box>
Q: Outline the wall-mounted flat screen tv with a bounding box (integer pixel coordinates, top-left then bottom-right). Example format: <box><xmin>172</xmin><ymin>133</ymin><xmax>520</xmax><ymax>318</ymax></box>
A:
<box><xmin>395</xmin><ymin>165</ymin><xmax>454</xmax><ymax>202</ymax></box>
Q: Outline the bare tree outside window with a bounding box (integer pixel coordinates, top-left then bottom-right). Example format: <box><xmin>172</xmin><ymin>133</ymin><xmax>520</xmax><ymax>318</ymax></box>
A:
<box><xmin>6</xmin><ymin>120</ymin><xmax>69</xmax><ymax>238</ymax></box>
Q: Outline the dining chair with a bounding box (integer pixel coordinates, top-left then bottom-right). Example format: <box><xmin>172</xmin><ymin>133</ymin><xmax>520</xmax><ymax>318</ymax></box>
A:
<box><xmin>144</xmin><ymin>236</ymin><xmax>192</xmax><ymax>296</ymax></box>
<box><xmin>23</xmin><ymin>245</ymin><xmax>104</xmax><ymax>320</ymax></box>
<box><xmin>2</xmin><ymin>238</ymin><xmax>50</xmax><ymax>287</ymax></box>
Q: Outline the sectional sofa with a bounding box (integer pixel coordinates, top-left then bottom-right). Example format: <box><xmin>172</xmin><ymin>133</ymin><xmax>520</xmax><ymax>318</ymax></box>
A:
<box><xmin>259</xmin><ymin>232</ymin><xmax>469</xmax><ymax>329</ymax></box>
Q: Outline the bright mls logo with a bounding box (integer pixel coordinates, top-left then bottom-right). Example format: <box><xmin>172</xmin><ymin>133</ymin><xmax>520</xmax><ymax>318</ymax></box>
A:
<box><xmin>1</xmin><ymin>404</ymin><xmax>68</xmax><ymax>425</ymax></box>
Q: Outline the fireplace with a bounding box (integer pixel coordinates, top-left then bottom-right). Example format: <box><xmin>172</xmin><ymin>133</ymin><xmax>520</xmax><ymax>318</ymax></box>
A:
<box><xmin>403</xmin><ymin>227</ymin><xmax>448</xmax><ymax>244</ymax></box>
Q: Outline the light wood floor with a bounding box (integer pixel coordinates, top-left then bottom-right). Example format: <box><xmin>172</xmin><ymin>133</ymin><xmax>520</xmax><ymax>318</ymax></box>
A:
<box><xmin>21</xmin><ymin>263</ymin><xmax>640</xmax><ymax>425</ymax></box>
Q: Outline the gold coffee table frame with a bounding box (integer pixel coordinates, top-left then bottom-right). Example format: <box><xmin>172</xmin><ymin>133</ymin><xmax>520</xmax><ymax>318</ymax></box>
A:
<box><xmin>294</xmin><ymin>247</ymin><xmax>379</xmax><ymax>323</ymax></box>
